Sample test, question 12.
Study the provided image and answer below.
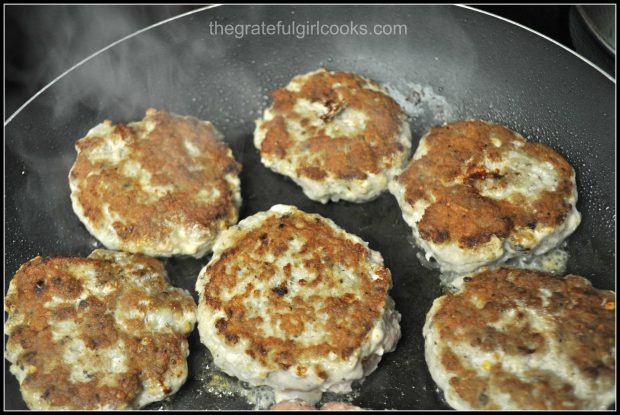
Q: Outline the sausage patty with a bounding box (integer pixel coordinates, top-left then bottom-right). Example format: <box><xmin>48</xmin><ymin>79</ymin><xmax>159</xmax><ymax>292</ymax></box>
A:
<box><xmin>423</xmin><ymin>267</ymin><xmax>615</xmax><ymax>410</ymax></box>
<box><xmin>196</xmin><ymin>205</ymin><xmax>401</xmax><ymax>404</ymax></box>
<box><xmin>389</xmin><ymin>119</ymin><xmax>580</xmax><ymax>273</ymax></box>
<box><xmin>254</xmin><ymin>69</ymin><xmax>412</xmax><ymax>203</ymax></box>
<box><xmin>4</xmin><ymin>249</ymin><xmax>196</xmax><ymax>410</ymax></box>
<box><xmin>69</xmin><ymin>108</ymin><xmax>242</xmax><ymax>257</ymax></box>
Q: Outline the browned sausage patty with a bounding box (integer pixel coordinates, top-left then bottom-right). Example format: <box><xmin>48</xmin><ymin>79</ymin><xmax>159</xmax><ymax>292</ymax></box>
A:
<box><xmin>389</xmin><ymin>120</ymin><xmax>580</xmax><ymax>274</ymax></box>
<box><xmin>254</xmin><ymin>68</ymin><xmax>411</xmax><ymax>203</ymax></box>
<box><xmin>69</xmin><ymin>108</ymin><xmax>242</xmax><ymax>257</ymax></box>
<box><xmin>4</xmin><ymin>249</ymin><xmax>196</xmax><ymax>410</ymax></box>
<box><xmin>196</xmin><ymin>205</ymin><xmax>401</xmax><ymax>404</ymax></box>
<box><xmin>423</xmin><ymin>267</ymin><xmax>615</xmax><ymax>410</ymax></box>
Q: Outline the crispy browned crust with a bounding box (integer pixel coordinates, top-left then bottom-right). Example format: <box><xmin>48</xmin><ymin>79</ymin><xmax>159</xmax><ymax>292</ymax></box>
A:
<box><xmin>260</xmin><ymin>69</ymin><xmax>407</xmax><ymax>180</ymax></box>
<box><xmin>431</xmin><ymin>267</ymin><xmax>615</xmax><ymax>409</ymax></box>
<box><xmin>396</xmin><ymin>120</ymin><xmax>576</xmax><ymax>248</ymax></box>
<box><xmin>200</xmin><ymin>210</ymin><xmax>391</xmax><ymax>374</ymax></box>
<box><xmin>70</xmin><ymin>109</ymin><xmax>241</xmax><ymax>247</ymax></box>
<box><xmin>4</xmin><ymin>253</ymin><xmax>195</xmax><ymax>410</ymax></box>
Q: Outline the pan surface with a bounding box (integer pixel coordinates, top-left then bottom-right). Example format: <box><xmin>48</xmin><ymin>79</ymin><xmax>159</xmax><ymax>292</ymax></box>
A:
<box><xmin>4</xmin><ymin>5</ymin><xmax>615</xmax><ymax>410</ymax></box>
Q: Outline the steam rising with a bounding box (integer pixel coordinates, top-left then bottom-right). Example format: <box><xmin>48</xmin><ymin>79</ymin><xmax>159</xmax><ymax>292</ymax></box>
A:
<box><xmin>7</xmin><ymin>6</ymin><xmax>219</xmax><ymax>260</ymax></box>
<box><xmin>6</xmin><ymin>5</ymin><xmax>468</xmax><ymax>265</ymax></box>
<box><xmin>6</xmin><ymin>6</ymin><xmax>201</xmax><ymax>119</ymax></box>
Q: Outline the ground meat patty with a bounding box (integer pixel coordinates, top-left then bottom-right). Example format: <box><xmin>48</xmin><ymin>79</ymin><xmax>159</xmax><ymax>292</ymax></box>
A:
<box><xmin>389</xmin><ymin>119</ymin><xmax>581</xmax><ymax>274</ymax></box>
<box><xmin>4</xmin><ymin>249</ymin><xmax>196</xmax><ymax>410</ymax></box>
<box><xmin>320</xmin><ymin>401</ymin><xmax>363</xmax><ymax>411</ymax></box>
<box><xmin>270</xmin><ymin>400</ymin><xmax>363</xmax><ymax>410</ymax></box>
<box><xmin>254</xmin><ymin>68</ymin><xmax>412</xmax><ymax>203</ymax></box>
<box><xmin>269</xmin><ymin>399</ymin><xmax>315</xmax><ymax>410</ymax></box>
<box><xmin>423</xmin><ymin>267</ymin><xmax>615</xmax><ymax>410</ymax></box>
<box><xmin>69</xmin><ymin>108</ymin><xmax>242</xmax><ymax>258</ymax></box>
<box><xmin>196</xmin><ymin>205</ymin><xmax>401</xmax><ymax>404</ymax></box>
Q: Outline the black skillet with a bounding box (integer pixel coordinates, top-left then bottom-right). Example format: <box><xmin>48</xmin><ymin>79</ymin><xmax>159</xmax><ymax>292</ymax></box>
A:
<box><xmin>4</xmin><ymin>5</ymin><xmax>615</xmax><ymax>410</ymax></box>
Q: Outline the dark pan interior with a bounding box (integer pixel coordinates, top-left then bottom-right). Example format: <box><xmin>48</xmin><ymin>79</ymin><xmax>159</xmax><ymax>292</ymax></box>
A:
<box><xmin>4</xmin><ymin>5</ymin><xmax>615</xmax><ymax>410</ymax></box>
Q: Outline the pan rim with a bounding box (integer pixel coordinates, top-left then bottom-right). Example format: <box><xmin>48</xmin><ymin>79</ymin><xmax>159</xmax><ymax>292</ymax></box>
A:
<box><xmin>461</xmin><ymin>4</ymin><xmax>615</xmax><ymax>82</ymax></box>
<box><xmin>4</xmin><ymin>4</ymin><xmax>615</xmax><ymax>128</ymax></box>
<box><xmin>3</xmin><ymin>5</ymin><xmax>616</xmax><ymax>411</ymax></box>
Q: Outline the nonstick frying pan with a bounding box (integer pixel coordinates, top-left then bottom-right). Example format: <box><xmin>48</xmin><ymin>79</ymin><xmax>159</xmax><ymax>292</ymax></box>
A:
<box><xmin>4</xmin><ymin>5</ymin><xmax>615</xmax><ymax>410</ymax></box>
